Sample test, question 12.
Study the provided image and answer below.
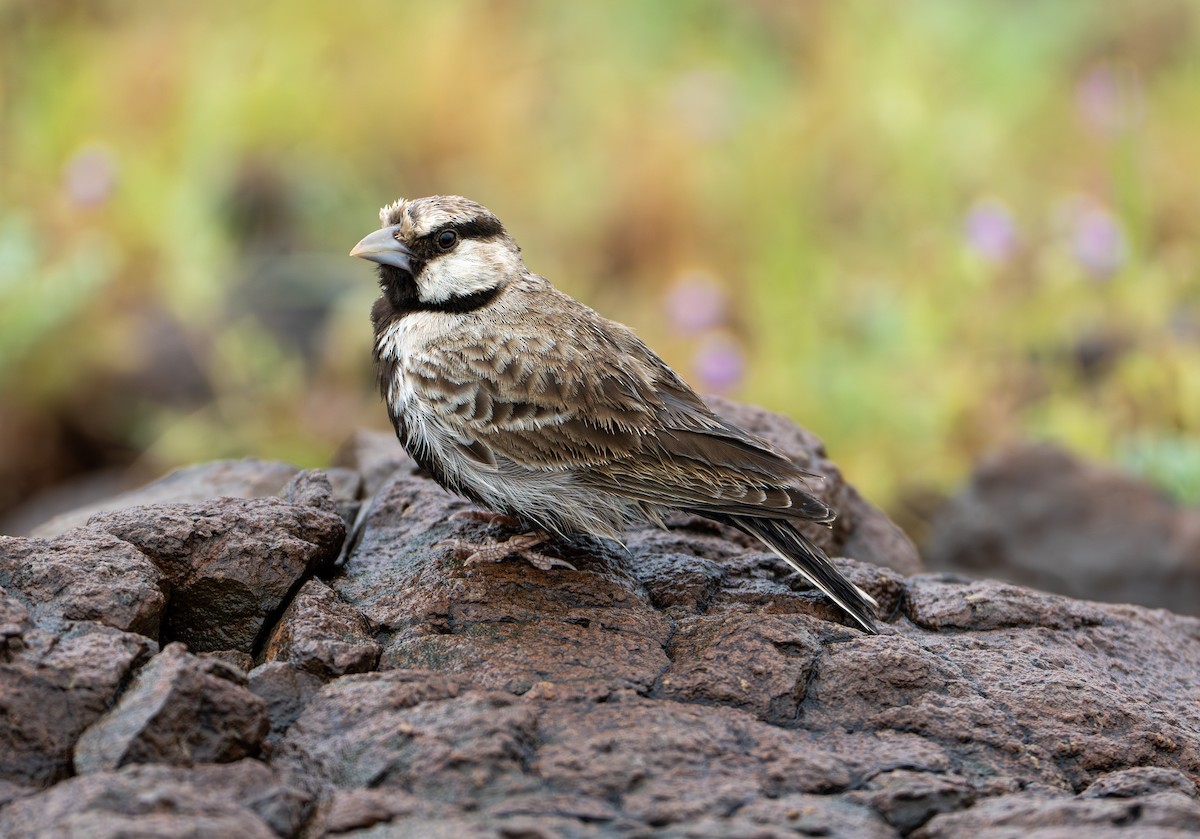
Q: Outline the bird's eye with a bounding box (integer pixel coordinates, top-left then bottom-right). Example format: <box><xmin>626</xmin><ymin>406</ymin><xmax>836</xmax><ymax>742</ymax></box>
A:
<box><xmin>436</xmin><ymin>230</ymin><xmax>459</xmax><ymax>251</ymax></box>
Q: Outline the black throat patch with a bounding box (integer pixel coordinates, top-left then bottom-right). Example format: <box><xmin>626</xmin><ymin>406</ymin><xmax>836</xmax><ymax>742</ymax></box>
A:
<box><xmin>375</xmin><ymin>265</ymin><xmax>501</xmax><ymax>320</ymax></box>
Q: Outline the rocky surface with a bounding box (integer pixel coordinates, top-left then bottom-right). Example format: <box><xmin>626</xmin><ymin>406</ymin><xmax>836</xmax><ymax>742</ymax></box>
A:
<box><xmin>31</xmin><ymin>458</ymin><xmax>363</xmax><ymax>539</ymax></box>
<box><xmin>74</xmin><ymin>642</ymin><xmax>270</xmax><ymax>774</ymax></box>
<box><xmin>86</xmin><ymin>470</ymin><xmax>346</xmax><ymax>653</ymax></box>
<box><xmin>1</xmin><ymin>401</ymin><xmax>1198</xmax><ymax>838</ymax></box>
<box><xmin>927</xmin><ymin>442</ymin><xmax>1200</xmax><ymax>617</ymax></box>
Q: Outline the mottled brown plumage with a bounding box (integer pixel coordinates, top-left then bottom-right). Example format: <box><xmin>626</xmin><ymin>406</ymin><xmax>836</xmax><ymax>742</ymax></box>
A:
<box><xmin>351</xmin><ymin>196</ymin><xmax>878</xmax><ymax>632</ymax></box>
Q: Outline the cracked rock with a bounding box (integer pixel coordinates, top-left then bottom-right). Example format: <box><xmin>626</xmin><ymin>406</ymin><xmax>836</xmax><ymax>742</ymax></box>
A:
<box><xmin>74</xmin><ymin>642</ymin><xmax>269</xmax><ymax>773</ymax></box>
<box><xmin>263</xmin><ymin>579</ymin><xmax>381</xmax><ymax>678</ymax></box>
<box><xmin>87</xmin><ymin>479</ymin><xmax>345</xmax><ymax>653</ymax></box>
<box><xmin>0</xmin><ymin>529</ymin><xmax>165</xmax><ymax>637</ymax></box>
<box><xmin>0</xmin><ymin>589</ymin><xmax>155</xmax><ymax>787</ymax></box>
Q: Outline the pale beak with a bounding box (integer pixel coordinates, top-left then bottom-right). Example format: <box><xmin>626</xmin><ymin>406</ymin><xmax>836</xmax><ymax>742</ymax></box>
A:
<box><xmin>350</xmin><ymin>224</ymin><xmax>414</xmax><ymax>272</ymax></box>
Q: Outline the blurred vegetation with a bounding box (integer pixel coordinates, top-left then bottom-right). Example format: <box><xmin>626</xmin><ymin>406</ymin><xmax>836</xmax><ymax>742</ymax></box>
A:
<box><xmin>2</xmin><ymin>0</ymin><xmax>1199</xmax><ymax>534</ymax></box>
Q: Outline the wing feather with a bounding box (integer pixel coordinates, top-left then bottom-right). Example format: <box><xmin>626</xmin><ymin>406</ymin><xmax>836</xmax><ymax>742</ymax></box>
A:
<box><xmin>403</xmin><ymin>289</ymin><xmax>829</xmax><ymax>523</ymax></box>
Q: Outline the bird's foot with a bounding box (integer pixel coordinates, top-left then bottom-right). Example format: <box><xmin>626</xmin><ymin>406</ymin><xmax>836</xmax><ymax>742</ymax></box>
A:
<box><xmin>435</xmin><ymin>531</ymin><xmax>577</xmax><ymax>572</ymax></box>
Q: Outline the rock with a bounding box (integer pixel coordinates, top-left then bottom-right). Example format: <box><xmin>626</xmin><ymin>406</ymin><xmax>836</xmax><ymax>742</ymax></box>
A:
<box><xmin>202</xmin><ymin>648</ymin><xmax>255</xmax><ymax>672</ymax></box>
<box><xmin>335</xmin><ymin>471</ymin><xmax>673</xmax><ymax>695</ymax></box>
<box><xmin>277</xmin><ymin>671</ymin><xmax>537</xmax><ymax>807</ymax></box>
<box><xmin>330</xmin><ymin>428</ymin><xmax>412</xmax><ymax>498</ymax></box>
<box><xmin>74</xmin><ymin>642</ymin><xmax>269</xmax><ymax>773</ymax></box>
<box><xmin>31</xmin><ymin>458</ymin><xmax>305</xmax><ymax>538</ymax></box>
<box><xmin>0</xmin><ymin>590</ymin><xmax>155</xmax><ymax>787</ymax></box>
<box><xmin>658</xmin><ymin>611</ymin><xmax>823</xmax><ymax>724</ymax></box>
<box><xmin>926</xmin><ymin>443</ymin><xmax>1200</xmax><ymax>616</ymax></box>
<box><xmin>317</xmin><ymin>788</ymin><xmax>456</xmax><ymax>835</ymax></box>
<box><xmin>248</xmin><ymin>662</ymin><xmax>326</xmax><ymax>751</ymax></box>
<box><xmin>914</xmin><ymin>791</ymin><xmax>1200</xmax><ymax>839</ymax></box>
<box><xmin>31</xmin><ymin>458</ymin><xmax>363</xmax><ymax>539</ymax></box>
<box><xmin>903</xmin><ymin>575</ymin><xmax>1108</xmax><ymax>631</ymax></box>
<box><xmin>288</xmin><ymin>468</ymin><xmax>363</xmax><ymax>532</ymax></box>
<box><xmin>6</xmin><ymin>401</ymin><xmax>1200</xmax><ymax>836</ymax></box>
<box><xmin>0</xmin><ymin>529</ymin><xmax>165</xmax><ymax>637</ymax></box>
<box><xmin>734</xmin><ymin>794</ymin><xmax>895</xmax><ymax>839</ymax></box>
<box><xmin>263</xmin><ymin>579</ymin><xmax>381</xmax><ymax>678</ymax></box>
<box><xmin>629</xmin><ymin>549</ymin><xmax>726</xmax><ymax>614</ymax></box>
<box><xmin>87</xmin><ymin>481</ymin><xmax>345</xmax><ymax>652</ymax></box>
<box><xmin>1080</xmin><ymin>767</ymin><xmax>1199</xmax><ymax>799</ymax></box>
<box><xmin>845</xmin><ymin>769</ymin><xmax>975</xmax><ymax>833</ymax></box>
<box><xmin>0</xmin><ymin>760</ymin><xmax>311</xmax><ymax>839</ymax></box>
<box><xmin>533</xmin><ymin>696</ymin><xmax>857</xmax><ymax>824</ymax></box>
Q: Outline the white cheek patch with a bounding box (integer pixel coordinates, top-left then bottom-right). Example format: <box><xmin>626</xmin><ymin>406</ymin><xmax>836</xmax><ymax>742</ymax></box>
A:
<box><xmin>417</xmin><ymin>239</ymin><xmax>519</xmax><ymax>304</ymax></box>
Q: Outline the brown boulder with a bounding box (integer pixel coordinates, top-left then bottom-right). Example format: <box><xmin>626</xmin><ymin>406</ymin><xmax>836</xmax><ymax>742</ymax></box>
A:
<box><xmin>0</xmin><ymin>589</ymin><xmax>155</xmax><ymax>787</ymax></box>
<box><xmin>74</xmin><ymin>642</ymin><xmax>270</xmax><ymax>773</ymax></box>
<box><xmin>86</xmin><ymin>470</ymin><xmax>345</xmax><ymax>652</ymax></box>
<box><xmin>0</xmin><ymin>529</ymin><xmax>165</xmax><ymax>637</ymax></box>
<box><xmin>263</xmin><ymin>579</ymin><xmax>381</xmax><ymax>678</ymax></box>
<box><xmin>31</xmin><ymin>458</ymin><xmax>363</xmax><ymax>538</ymax></box>
<box><xmin>926</xmin><ymin>442</ymin><xmax>1200</xmax><ymax>616</ymax></box>
<box><xmin>4</xmin><ymin>401</ymin><xmax>1200</xmax><ymax>837</ymax></box>
<box><xmin>247</xmin><ymin>661</ymin><xmax>327</xmax><ymax>752</ymax></box>
<box><xmin>915</xmin><ymin>791</ymin><xmax>1200</xmax><ymax>839</ymax></box>
<box><xmin>0</xmin><ymin>760</ymin><xmax>311</xmax><ymax>839</ymax></box>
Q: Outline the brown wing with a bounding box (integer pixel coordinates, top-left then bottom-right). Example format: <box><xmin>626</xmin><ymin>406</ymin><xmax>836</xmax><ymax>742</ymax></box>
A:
<box><xmin>405</xmin><ymin>292</ymin><xmax>831</xmax><ymax>522</ymax></box>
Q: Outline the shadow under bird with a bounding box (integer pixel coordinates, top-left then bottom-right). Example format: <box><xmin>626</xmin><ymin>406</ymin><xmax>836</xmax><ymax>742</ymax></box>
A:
<box><xmin>350</xmin><ymin>195</ymin><xmax>879</xmax><ymax>633</ymax></box>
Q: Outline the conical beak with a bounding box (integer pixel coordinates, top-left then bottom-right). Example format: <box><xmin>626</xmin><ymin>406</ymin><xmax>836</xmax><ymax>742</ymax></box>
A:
<box><xmin>350</xmin><ymin>224</ymin><xmax>413</xmax><ymax>272</ymax></box>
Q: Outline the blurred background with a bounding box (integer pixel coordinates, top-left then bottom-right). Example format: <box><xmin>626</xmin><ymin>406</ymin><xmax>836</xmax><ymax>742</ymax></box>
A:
<box><xmin>2</xmin><ymin>0</ymin><xmax>1199</xmax><ymax>546</ymax></box>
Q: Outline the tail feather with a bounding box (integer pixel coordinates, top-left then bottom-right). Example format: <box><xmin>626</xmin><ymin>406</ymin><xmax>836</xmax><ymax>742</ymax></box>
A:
<box><xmin>725</xmin><ymin>516</ymin><xmax>879</xmax><ymax>633</ymax></box>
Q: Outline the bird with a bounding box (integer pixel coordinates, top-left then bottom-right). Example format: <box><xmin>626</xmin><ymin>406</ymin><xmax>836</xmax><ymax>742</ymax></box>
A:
<box><xmin>350</xmin><ymin>195</ymin><xmax>879</xmax><ymax>633</ymax></box>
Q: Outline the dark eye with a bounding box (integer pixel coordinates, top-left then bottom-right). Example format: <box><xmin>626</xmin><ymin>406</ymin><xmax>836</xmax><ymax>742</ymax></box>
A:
<box><xmin>436</xmin><ymin>229</ymin><xmax>459</xmax><ymax>251</ymax></box>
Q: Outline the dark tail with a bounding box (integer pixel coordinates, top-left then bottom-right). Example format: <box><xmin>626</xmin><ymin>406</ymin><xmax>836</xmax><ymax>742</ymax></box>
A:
<box><xmin>722</xmin><ymin>515</ymin><xmax>879</xmax><ymax>633</ymax></box>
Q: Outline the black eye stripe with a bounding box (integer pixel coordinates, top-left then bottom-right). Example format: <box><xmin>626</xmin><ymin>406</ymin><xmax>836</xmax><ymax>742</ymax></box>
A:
<box><xmin>444</xmin><ymin>217</ymin><xmax>504</xmax><ymax>241</ymax></box>
<box><xmin>407</xmin><ymin>217</ymin><xmax>506</xmax><ymax>261</ymax></box>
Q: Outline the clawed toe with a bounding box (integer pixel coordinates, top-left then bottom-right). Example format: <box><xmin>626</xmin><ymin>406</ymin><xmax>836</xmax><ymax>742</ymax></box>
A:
<box><xmin>436</xmin><ymin>532</ymin><xmax>576</xmax><ymax>572</ymax></box>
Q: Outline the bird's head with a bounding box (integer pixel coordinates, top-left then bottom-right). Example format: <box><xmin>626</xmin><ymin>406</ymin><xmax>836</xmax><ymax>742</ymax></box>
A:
<box><xmin>350</xmin><ymin>195</ymin><xmax>523</xmax><ymax>313</ymax></box>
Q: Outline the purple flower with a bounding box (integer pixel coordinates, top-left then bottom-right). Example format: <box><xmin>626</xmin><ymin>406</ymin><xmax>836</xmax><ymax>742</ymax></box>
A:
<box><xmin>1076</xmin><ymin>64</ymin><xmax>1141</xmax><ymax>137</ymax></box>
<box><xmin>664</xmin><ymin>273</ymin><xmax>728</xmax><ymax>334</ymax></box>
<box><xmin>964</xmin><ymin>198</ymin><xmax>1019</xmax><ymax>262</ymax></box>
<box><xmin>62</xmin><ymin>144</ymin><xmax>117</xmax><ymax>208</ymax></box>
<box><xmin>1071</xmin><ymin>203</ymin><xmax>1127</xmax><ymax>279</ymax></box>
<box><xmin>693</xmin><ymin>335</ymin><xmax>745</xmax><ymax>393</ymax></box>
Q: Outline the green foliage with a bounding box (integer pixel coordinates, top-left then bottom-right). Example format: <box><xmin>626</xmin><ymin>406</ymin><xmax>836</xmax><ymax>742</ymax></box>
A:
<box><xmin>2</xmin><ymin>0</ymin><xmax>1198</xmax><ymax>512</ymax></box>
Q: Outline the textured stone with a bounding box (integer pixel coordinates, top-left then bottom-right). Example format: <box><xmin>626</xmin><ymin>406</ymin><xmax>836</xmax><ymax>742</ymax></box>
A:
<box><xmin>276</xmin><ymin>670</ymin><xmax>534</xmax><ymax>804</ymax></box>
<box><xmin>915</xmin><ymin>791</ymin><xmax>1200</xmax><ymax>839</ymax></box>
<box><xmin>659</xmin><ymin>611</ymin><xmax>823</xmax><ymax>724</ymax></box>
<box><xmin>846</xmin><ymin>769</ymin><xmax>976</xmax><ymax>832</ymax></box>
<box><xmin>87</xmin><ymin>472</ymin><xmax>345</xmax><ymax>652</ymax></box>
<box><xmin>337</xmin><ymin>471</ymin><xmax>673</xmax><ymax>695</ymax></box>
<box><xmin>263</xmin><ymin>579</ymin><xmax>380</xmax><ymax>678</ymax></box>
<box><xmin>30</xmin><ymin>458</ymin><xmax>364</xmax><ymax>539</ymax></box>
<box><xmin>1080</xmin><ymin>767</ymin><xmax>1198</xmax><ymax>800</ymax></box>
<box><xmin>734</xmin><ymin>794</ymin><xmax>896</xmax><ymax>839</ymax></box>
<box><xmin>0</xmin><ymin>529</ymin><xmax>164</xmax><ymax>637</ymax></box>
<box><xmin>0</xmin><ymin>589</ymin><xmax>155</xmax><ymax>787</ymax></box>
<box><xmin>247</xmin><ymin>661</ymin><xmax>326</xmax><ymax>751</ymax></box>
<box><xmin>32</xmin><ymin>458</ymin><xmax>306</xmax><ymax>538</ymax></box>
<box><xmin>74</xmin><ymin>642</ymin><xmax>269</xmax><ymax>773</ymax></box>
<box><xmin>927</xmin><ymin>442</ymin><xmax>1200</xmax><ymax>616</ymax></box>
<box><xmin>6</xmin><ymin>401</ymin><xmax>1200</xmax><ymax>837</ymax></box>
<box><xmin>0</xmin><ymin>760</ymin><xmax>311</xmax><ymax>839</ymax></box>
